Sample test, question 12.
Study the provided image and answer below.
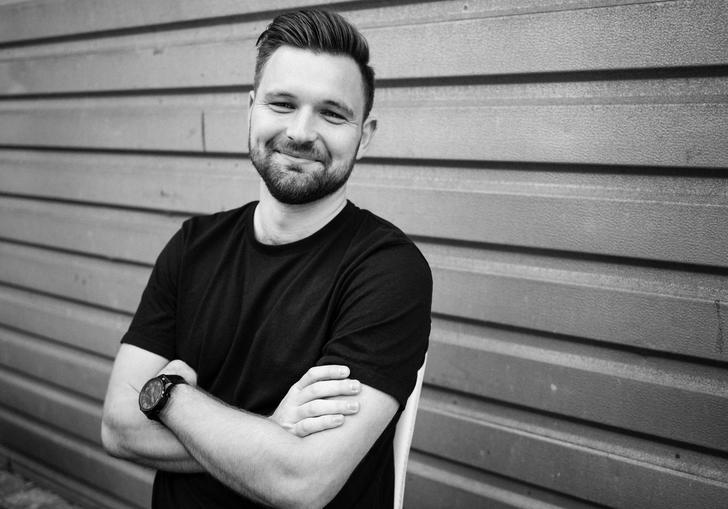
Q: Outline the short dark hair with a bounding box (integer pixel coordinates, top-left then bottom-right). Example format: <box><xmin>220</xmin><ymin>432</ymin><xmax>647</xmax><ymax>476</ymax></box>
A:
<box><xmin>254</xmin><ymin>9</ymin><xmax>375</xmax><ymax>119</ymax></box>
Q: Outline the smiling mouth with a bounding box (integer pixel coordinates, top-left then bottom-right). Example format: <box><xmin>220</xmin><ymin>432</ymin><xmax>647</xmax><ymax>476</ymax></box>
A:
<box><xmin>275</xmin><ymin>151</ymin><xmax>321</xmax><ymax>165</ymax></box>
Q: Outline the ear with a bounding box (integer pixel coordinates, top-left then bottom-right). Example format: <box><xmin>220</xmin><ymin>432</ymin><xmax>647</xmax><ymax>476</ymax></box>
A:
<box><xmin>248</xmin><ymin>90</ymin><xmax>256</xmax><ymax>122</ymax></box>
<box><xmin>355</xmin><ymin>115</ymin><xmax>377</xmax><ymax>160</ymax></box>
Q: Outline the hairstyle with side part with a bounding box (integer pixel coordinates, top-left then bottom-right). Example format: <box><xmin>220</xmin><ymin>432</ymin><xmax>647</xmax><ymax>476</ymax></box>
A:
<box><xmin>254</xmin><ymin>9</ymin><xmax>375</xmax><ymax>119</ymax></box>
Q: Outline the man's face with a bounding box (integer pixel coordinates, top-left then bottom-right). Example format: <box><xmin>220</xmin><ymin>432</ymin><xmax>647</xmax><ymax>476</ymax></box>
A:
<box><xmin>248</xmin><ymin>46</ymin><xmax>375</xmax><ymax>205</ymax></box>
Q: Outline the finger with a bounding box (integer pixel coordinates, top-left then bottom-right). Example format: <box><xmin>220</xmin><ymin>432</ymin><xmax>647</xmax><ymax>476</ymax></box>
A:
<box><xmin>295</xmin><ymin>414</ymin><xmax>345</xmax><ymax>437</ymax></box>
<box><xmin>299</xmin><ymin>379</ymin><xmax>361</xmax><ymax>402</ymax></box>
<box><xmin>295</xmin><ymin>365</ymin><xmax>350</xmax><ymax>390</ymax></box>
<box><xmin>302</xmin><ymin>399</ymin><xmax>360</xmax><ymax>418</ymax></box>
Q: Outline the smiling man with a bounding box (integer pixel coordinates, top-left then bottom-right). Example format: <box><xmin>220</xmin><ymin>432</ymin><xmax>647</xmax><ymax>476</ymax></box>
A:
<box><xmin>101</xmin><ymin>9</ymin><xmax>431</xmax><ymax>509</ymax></box>
<box><xmin>250</xmin><ymin>45</ymin><xmax>370</xmax><ymax>207</ymax></box>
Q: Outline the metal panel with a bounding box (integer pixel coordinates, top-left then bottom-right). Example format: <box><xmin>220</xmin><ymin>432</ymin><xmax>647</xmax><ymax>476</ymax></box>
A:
<box><xmin>0</xmin><ymin>367</ymin><xmax>102</xmax><ymax>445</ymax></box>
<box><xmin>0</xmin><ymin>197</ymin><xmax>181</xmax><ymax>263</ymax></box>
<box><xmin>0</xmin><ymin>407</ymin><xmax>153</xmax><ymax>508</ymax></box>
<box><xmin>2</xmin><ymin>77</ymin><xmax>727</xmax><ymax>166</ymax></box>
<box><xmin>0</xmin><ymin>0</ymin><xmax>360</xmax><ymax>43</ymax></box>
<box><xmin>2</xmin><ymin>150</ymin><xmax>727</xmax><ymax>266</ymax></box>
<box><xmin>1</xmin><ymin>2</ymin><xmax>725</xmax><ymax>92</ymax></box>
<box><xmin>0</xmin><ymin>325</ymin><xmax>111</xmax><ymax>400</ymax></box>
<box><xmin>405</xmin><ymin>452</ymin><xmax>601</xmax><ymax>509</ymax></box>
<box><xmin>414</xmin><ymin>388</ymin><xmax>728</xmax><ymax>509</ymax></box>
<box><xmin>0</xmin><ymin>284</ymin><xmax>129</xmax><ymax>357</ymax></box>
<box><xmin>0</xmin><ymin>240</ymin><xmax>150</xmax><ymax>312</ymax></box>
<box><xmin>428</xmin><ymin>318</ymin><xmax>728</xmax><ymax>451</ymax></box>
<box><xmin>425</xmin><ymin>242</ymin><xmax>728</xmax><ymax>361</ymax></box>
<box><xmin>0</xmin><ymin>149</ymin><xmax>259</xmax><ymax>213</ymax></box>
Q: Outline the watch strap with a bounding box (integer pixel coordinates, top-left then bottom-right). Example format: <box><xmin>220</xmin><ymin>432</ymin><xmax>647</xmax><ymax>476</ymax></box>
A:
<box><xmin>159</xmin><ymin>374</ymin><xmax>186</xmax><ymax>387</ymax></box>
<box><xmin>141</xmin><ymin>373</ymin><xmax>188</xmax><ymax>422</ymax></box>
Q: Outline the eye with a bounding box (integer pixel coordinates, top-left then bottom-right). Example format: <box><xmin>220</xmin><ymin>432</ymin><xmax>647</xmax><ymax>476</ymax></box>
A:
<box><xmin>321</xmin><ymin>110</ymin><xmax>347</xmax><ymax>123</ymax></box>
<box><xmin>268</xmin><ymin>102</ymin><xmax>295</xmax><ymax>112</ymax></box>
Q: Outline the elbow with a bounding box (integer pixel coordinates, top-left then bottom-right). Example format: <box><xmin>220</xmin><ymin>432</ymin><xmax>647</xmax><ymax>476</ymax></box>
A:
<box><xmin>271</xmin><ymin>466</ymin><xmax>341</xmax><ymax>509</ymax></box>
<box><xmin>100</xmin><ymin>412</ymin><xmax>132</xmax><ymax>459</ymax></box>
<box><xmin>100</xmin><ymin>418</ymin><xmax>122</xmax><ymax>457</ymax></box>
<box><xmin>272</xmin><ymin>487</ymin><xmax>328</xmax><ymax>509</ymax></box>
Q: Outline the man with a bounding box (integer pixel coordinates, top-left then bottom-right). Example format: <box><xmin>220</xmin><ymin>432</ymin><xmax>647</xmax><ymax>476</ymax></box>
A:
<box><xmin>102</xmin><ymin>9</ymin><xmax>431</xmax><ymax>508</ymax></box>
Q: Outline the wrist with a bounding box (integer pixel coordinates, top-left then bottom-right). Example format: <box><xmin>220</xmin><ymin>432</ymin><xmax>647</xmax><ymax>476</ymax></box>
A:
<box><xmin>138</xmin><ymin>374</ymin><xmax>189</xmax><ymax>422</ymax></box>
<box><xmin>158</xmin><ymin>381</ymin><xmax>194</xmax><ymax>423</ymax></box>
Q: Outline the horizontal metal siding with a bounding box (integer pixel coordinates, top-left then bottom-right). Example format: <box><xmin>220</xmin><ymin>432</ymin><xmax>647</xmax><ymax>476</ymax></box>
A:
<box><xmin>0</xmin><ymin>1</ymin><xmax>726</xmax><ymax>508</ymax></box>
<box><xmin>0</xmin><ymin>81</ymin><xmax>726</xmax><ymax>167</ymax></box>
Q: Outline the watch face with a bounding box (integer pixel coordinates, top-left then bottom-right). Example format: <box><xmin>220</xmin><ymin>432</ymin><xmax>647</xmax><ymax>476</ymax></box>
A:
<box><xmin>139</xmin><ymin>378</ymin><xmax>165</xmax><ymax>412</ymax></box>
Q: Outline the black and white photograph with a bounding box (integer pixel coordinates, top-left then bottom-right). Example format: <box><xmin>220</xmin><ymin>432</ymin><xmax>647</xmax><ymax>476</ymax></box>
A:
<box><xmin>0</xmin><ymin>1</ymin><xmax>726</xmax><ymax>508</ymax></box>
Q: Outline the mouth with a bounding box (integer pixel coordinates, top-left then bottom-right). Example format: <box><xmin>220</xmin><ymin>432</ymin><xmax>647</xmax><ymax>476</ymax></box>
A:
<box><xmin>274</xmin><ymin>150</ymin><xmax>321</xmax><ymax>166</ymax></box>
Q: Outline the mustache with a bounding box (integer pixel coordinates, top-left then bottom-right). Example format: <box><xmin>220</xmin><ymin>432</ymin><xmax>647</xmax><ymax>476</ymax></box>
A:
<box><xmin>268</xmin><ymin>137</ymin><xmax>330</xmax><ymax>164</ymax></box>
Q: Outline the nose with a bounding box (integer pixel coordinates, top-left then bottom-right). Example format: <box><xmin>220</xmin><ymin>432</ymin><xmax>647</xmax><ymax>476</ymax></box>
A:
<box><xmin>285</xmin><ymin>108</ymin><xmax>317</xmax><ymax>144</ymax></box>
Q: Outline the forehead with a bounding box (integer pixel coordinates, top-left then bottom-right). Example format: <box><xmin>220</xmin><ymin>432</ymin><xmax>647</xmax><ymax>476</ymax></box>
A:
<box><xmin>257</xmin><ymin>46</ymin><xmax>366</xmax><ymax>117</ymax></box>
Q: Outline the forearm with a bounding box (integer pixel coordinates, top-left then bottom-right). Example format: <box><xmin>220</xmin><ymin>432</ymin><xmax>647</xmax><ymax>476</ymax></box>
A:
<box><xmin>101</xmin><ymin>393</ymin><xmax>204</xmax><ymax>473</ymax></box>
<box><xmin>161</xmin><ymin>384</ymin><xmax>335</xmax><ymax>508</ymax></box>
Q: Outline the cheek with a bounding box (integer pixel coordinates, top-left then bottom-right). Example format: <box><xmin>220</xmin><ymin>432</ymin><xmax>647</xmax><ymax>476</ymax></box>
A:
<box><xmin>249</xmin><ymin>112</ymin><xmax>281</xmax><ymax>142</ymax></box>
<box><xmin>320</xmin><ymin>128</ymin><xmax>360</xmax><ymax>156</ymax></box>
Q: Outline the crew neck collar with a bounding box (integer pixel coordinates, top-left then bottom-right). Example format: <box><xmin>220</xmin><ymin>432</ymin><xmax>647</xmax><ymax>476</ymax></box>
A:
<box><xmin>247</xmin><ymin>200</ymin><xmax>356</xmax><ymax>255</ymax></box>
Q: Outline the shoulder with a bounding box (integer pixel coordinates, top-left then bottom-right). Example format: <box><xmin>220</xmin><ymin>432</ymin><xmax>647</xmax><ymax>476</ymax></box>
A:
<box><xmin>167</xmin><ymin>202</ymin><xmax>256</xmax><ymax>259</ymax></box>
<box><xmin>181</xmin><ymin>201</ymin><xmax>256</xmax><ymax>240</ymax></box>
<box><xmin>343</xmin><ymin>204</ymin><xmax>432</xmax><ymax>292</ymax></box>
<box><xmin>153</xmin><ymin>202</ymin><xmax>257</xmax><ymax>269</ymax></box>
<box><xmin>348</xmin><ymin>204</ymin><xmax>430</xmax><ymax>272</ymax></box>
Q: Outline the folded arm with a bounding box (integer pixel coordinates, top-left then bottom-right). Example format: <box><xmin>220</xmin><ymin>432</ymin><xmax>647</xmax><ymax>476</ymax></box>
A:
<box><xmin>102</xmin><ymin>344</ymin><xmax>380</xmax><ymax>507</ymax></box>
<box><xmin>101</xmin><ymin>344</ymin><xmax>203</xmax><ymax>472</ymax></box>
<box><xmin>160</xmin><ymin>367</ymin><xmax>397</xmax><ymax>509</ymax></box>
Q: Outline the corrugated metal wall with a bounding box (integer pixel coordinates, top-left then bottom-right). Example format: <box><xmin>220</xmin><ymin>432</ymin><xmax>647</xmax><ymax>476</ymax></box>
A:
<box><xmin>0</xmin><ymin>1</ymin><xmax>726</xmax><ymax>507</ymax></box>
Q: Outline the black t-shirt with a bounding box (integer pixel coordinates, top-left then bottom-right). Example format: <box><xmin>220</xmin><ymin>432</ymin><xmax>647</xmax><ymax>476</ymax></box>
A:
<box><xmin>122</xmin><ymin>200</ymin><xmax>432</xmax><ymax>508</ymax></box>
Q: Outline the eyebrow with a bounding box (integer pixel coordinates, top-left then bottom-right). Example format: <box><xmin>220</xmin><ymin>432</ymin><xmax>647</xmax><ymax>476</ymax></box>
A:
<box><xmin>263</xmin><ymin>91</ymin><xmax>356</xmax><ymax>119</ymax></box>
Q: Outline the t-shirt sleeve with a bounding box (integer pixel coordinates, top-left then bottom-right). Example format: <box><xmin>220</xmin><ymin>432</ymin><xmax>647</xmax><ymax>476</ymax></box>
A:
<box><xmin>317</xmin><ymin>241</ymin><xmax>432</xmax><ymax>408</ymax></box>
<box><xmin>121</xmin><ymin>227</ymin><xmax>185</xmax><ymax>360</ymax></box>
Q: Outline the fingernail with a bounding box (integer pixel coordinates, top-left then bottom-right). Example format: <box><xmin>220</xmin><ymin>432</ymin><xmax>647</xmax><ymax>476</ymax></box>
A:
<box><xmin>339</xmin><ymin>367</ymin><xmax>348</xmax><ymax>377</ymax></box>
<box><xmin>333</xmin><ymin>415</ymin><xmax>344</xmax><ymax>424</ymax></box>
<box><xmin>347</xmin><ymin>402</ymin><xmax>359</xmax><ymax>411</ymax></box>
<box><xmin>350</xmin><ymin>381</ymin><xmax>360</xmax><ymax>393</ymax></box>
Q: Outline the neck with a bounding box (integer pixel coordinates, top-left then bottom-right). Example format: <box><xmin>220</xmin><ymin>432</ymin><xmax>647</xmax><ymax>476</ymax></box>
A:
<box><xmin>254</xmin><ymin>182</ymin><xmax>348</xmax><ymax>245</ymax></box>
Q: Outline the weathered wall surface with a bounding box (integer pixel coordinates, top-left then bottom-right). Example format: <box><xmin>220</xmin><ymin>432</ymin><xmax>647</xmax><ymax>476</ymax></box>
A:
<box><xmin>0</xmin><ymin>1</ymin><xmax>726</xmax><ymax>507</ymax></box>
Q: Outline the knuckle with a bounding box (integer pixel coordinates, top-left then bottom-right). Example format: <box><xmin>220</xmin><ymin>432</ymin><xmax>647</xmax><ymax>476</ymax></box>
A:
<box><xmin>324</xmin><ymin>365</ymin><xmax>340</xmax><ymax>378</ymax></box>
<box><xmin>298</xmin><ymin>420</ymin><xmax>311</xmax><ymax>435</ymax></box>
<box><xmin>307</xmin><ymin>366</ymin><xmax>326</xmax><ymax>382</ymax></box>
<box><xmin>309</xmin><ymin>401</ymin><xmax>324</xmax><ymax>416</ymax></box>
<box><xmin>166</xmin><ymin>360</ymin><xmax>182</xmax><ymax>370</ymax></box>
<box><xmin>327</xmin><ymin>414</ymin><xmax>343</xmax><ymax>427</ymax></box>
<box><xmin>309</xmin><ymin>384</ymin><xmax>323</xmax><ymax>398</ymax></box>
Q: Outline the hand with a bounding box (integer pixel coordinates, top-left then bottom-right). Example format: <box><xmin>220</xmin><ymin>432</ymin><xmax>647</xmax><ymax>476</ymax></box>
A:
<box><xmin>270</xmin><ymin>365</ymin><xmax>361</xmax><ymax>437</ymax></box>
<box><xmin>156</xmin><ymin>359</ymin><xmax>198</xmax><ymax>387</ymax></box>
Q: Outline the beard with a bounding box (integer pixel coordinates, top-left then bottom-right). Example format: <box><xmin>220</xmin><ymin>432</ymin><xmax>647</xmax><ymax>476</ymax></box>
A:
<box><xmin>249</xmin><ymin>134</ymin><xmax>357</xmax><ymax>205</ymax></box>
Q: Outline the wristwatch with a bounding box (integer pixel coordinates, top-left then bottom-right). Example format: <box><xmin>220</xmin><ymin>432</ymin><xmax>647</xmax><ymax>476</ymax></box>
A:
<box><xmin>138</xmin><ymin>374</ymin><xmax>188</xmax><ymax>421</ymax></box>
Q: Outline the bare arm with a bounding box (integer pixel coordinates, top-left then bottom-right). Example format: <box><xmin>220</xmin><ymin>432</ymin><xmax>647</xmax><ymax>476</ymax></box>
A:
<box><xmin>160</xmin><ymin>360</ymin><xmax>397</xmax><ymax>509</ymax></box>
<box><xmin>101</xmin><ymin>344</ymin><xmax>203</xmax><ymax>472</ymax></box>
<box><xmin>101</xmin><ymin>344</ymin><xmax>363</xmax><ymax>473</ymax></box>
